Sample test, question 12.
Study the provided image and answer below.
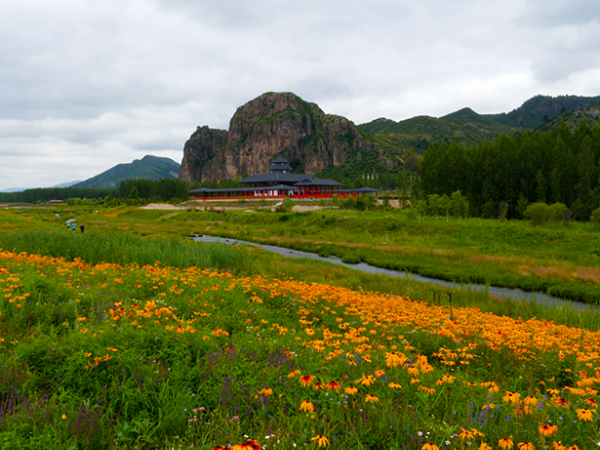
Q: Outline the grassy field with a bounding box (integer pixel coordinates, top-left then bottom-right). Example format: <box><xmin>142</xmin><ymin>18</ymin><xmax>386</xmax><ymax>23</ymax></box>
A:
<box><xmin>1</xmin><ymin>205</ymin><xmax>600</xmax><ymax>449</ymax></box>
<box><xmin>10</xmin><ymin>203</ymin><xmax>599</xmax><ymax>303</ymax></box>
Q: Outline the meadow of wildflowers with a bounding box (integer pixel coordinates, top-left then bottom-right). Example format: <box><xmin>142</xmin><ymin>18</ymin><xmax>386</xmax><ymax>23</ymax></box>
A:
<box><xmin>1</xmin><ymin>240</ymin><xmax>600</xmax><ymax>450</ymax></box>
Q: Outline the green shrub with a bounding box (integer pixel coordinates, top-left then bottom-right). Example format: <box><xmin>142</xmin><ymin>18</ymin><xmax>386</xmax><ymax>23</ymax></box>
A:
<box><xmin>450</xmin><ymin>190</ymin><xmax>469</xmax><ymax>218</ymax></box>
<box><xmin>549</xmin><ymin>202</ymin><xmax>571</xmax><ymax>224</ymax></box>
<box><xmin>523</xmin><ymin>202</ymin><xmax>552</xmax><ymax>226</ymax></box>
<box><xmin>275</xmin><ymin>197</ymin><xmax>294</xmax><ymax>213</ymax></box>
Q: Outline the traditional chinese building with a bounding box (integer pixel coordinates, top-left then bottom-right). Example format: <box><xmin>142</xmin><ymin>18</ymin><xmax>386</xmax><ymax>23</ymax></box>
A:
<box><xmin>188</xmin><ymin>157</ymin><xmax>380</xmax><ymax>200</ymax></box>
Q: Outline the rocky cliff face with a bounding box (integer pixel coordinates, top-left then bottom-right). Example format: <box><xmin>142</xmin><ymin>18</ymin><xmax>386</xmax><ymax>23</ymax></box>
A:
<box><xmin>179</xmin><ymin>92</ymin><xmax>379</xmax><ymax>182</ymax></box>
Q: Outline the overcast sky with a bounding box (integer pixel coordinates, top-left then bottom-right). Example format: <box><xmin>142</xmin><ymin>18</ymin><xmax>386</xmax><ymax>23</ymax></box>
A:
<box><xmin>1</xmin><ymin>0</ymin><xmax>600</xmax><ymax>190</ymax></box>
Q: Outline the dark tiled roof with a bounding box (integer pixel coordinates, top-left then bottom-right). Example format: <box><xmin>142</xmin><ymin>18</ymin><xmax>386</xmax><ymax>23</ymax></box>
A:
<box><xmin>268</xmin><ymin>164</ymin><xmax>293</xmax><ymax>172</ymax></box>
<box><xmin>238</xmin><ymin>172</ymin><xmax>344</xmax><ymax>187</ymax></box>
<box><xmin>295</xmin><ymin>178</ymin><xmax>344</xmax><ymax>187</ymax></box>
<box><xmin>271</xmin><ymin>157</ymin><xmax>289</xmax><ymax>164</ymax></box>
<box><xmin>238</xmin><ymin>173</ymin><xmax>309</xmax><ymax>184</ymax></box>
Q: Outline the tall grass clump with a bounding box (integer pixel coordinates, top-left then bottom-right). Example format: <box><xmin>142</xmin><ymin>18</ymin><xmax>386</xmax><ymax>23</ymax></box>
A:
<box><xmin>0</xmin><ymin>229</ymin><xmax>254</xmax><ymax>274</ymax></box>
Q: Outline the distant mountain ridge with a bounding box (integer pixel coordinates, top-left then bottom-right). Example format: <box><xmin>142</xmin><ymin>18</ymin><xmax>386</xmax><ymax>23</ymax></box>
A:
<box><xmin>359</xmin><ymin>94</ymin><xmax>600</xmax><ymax>154</ymax></box>
<box><xmin>74</xmin><ymin>155</ymin><xmax>180</xmax><ymax>189</ymax></box>
<box><xmin>486</xmin><ymin>94</ymin><xmax>600</xmax><ymax>129</ymax></box>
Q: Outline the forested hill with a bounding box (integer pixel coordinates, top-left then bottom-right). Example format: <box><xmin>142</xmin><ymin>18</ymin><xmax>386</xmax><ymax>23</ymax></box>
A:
<box><xmin>419</xmin><ymin>119</ymin><xmax>600</xmax><ymax>220</ymax></box>
<box><xmin>359</xmin><ymin>109</ymin><xmax>517</xmax><ymax>154</ymax></box>
<box><xmin>486</xmin><ymin>94</ymin><xmax>600</xmax><ymax>129</ymax></box>
<box><xmin>359</xmin><ymin>94</ymin><xmax>600</xmax><ymax>155</ymax></box>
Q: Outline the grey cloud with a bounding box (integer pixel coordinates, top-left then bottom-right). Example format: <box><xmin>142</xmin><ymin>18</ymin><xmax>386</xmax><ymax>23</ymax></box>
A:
<box><xmin>1</xmin><ymin>0</ymin><xmax>600</xmax><ymax>189</ymax></box>
<box><xmin>523</xmin><ymin>0</ymin><xmax>600</xmax><ymax>27</ymax></box>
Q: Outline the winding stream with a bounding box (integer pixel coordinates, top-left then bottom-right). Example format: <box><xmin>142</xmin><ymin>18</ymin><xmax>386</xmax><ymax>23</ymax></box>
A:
<box><xmin>193</xmin><ymin>235</ymin><xmax>597</xmax><ymax>312</ymax></box>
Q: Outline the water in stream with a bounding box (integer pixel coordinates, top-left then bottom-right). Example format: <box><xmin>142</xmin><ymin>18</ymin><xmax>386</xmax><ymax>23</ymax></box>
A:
<box><xmin>193</xmin><ymin>235</ymin><xmax>597</xmax><ymax>312</ymax></box>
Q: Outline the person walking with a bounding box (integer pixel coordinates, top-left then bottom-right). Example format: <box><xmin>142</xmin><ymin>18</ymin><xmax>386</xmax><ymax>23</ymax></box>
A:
<box><xmin>80</xmin><ymin>224</ymin><xmax>84</xmax><ymax>233</ymax></box>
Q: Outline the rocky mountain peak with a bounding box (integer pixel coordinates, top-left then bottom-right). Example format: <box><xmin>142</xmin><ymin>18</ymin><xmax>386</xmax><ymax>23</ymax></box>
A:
<box><xmin>179</xmin><ymin>92</ymin><xmax>379</xmax><ymax>182</ymax></box>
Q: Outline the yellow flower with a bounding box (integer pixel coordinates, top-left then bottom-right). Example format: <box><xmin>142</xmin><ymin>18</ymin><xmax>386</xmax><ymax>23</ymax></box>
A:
<box><xmin>517</xmin><ymin>443</ymin><xmax>535</xmax><ymax>450</ymax></box>
<box><xmin>388</xmin><ymin>382</ymin><xmax>402</xmax><ymax>389</ymax></box>
<box><xmin>61</xmin><ymin>414</ymin><xmax>67</xmax><ymax>420</ymax></box>
<box><xmin>344</xmin><ymin>386</ymin><xmax>358</xmax><ymax>395</ymax></box>
<box><xmin>479</xmin><ymin>444</ymin><xmax>492</xmax><ymax>450</ymax></box>
<box><xmin>421</xmin><ymin>444</ymin><xmax>440</xmax><ymax>450</ymax></box>
<box><xmin>575</xmin><ymin>408</ymin><xmax>595</xmax><ymax>422</ymax></box>
<box><xmin>539</xmin><ymin>424</ymin><xmax>558</xmax><ymax>436</ymax></box>
<box><xmin>435</xmin><ymin>375</ymin><xmax>455</xmax><ymax>385</ymax></box>
<box><xmin>407</xmin><ymin>367</ymin><xmax>420</xmax><ymax>376</ymax></box>
<box><xmin>365</xmin><ymin>394</ymin><xmax>380</xmax><ymax>403</ymax></box>
<box><xmin>458</xmin><ymin>428</ymin><xmax>474</xmax><ymax>440</ymax></box>
<box><xmin>503</xmin><ymin>391</ymin><xmax>521</xmax><ymax>405</ymax></box>
<box><xmin>259</xmin><ymin>388</ymin><xmax>273</xmax><ymax>397</ymax></box>
<box><xmin>551</xmin><ymin>442</ymin><xmax>566</xmax><ymax>450</ymax></box>
<box><xmin>418</xmin><ymin>385</ymin><xmax>436</xmax><ymax>395</ymax></box>
<box><xmin>311</xmin><ymin>435</ymin><xmax>329</xmax><ymax>447</ymax></box>
<box><xmin>299</xmin><ymin>400</ymin><xmax>314</xmax><ymax>413</ymax></box>
<box><xmin>385</xmin><ymin>351</ymin><xmax>407</xmax><ymax>367</ymax></box>
<box><xmin>498</xmin><ymin>437</ymin><xmax>514</xmax><ymax>449</ymax></box>
<box><xmin>299</xmin><ymin>375</ymin><xmax>315</xmax><ymax>387</ymax></box>
<box><xmin>356</xmin><ymin>374</ymin><xmax>375</xmax><ymax>386</ymax></box>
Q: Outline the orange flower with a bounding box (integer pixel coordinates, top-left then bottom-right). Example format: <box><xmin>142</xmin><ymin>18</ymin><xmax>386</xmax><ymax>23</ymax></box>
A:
<box><xmin>421</xmin><ymin>444</ymin><xmax>440</xmax><ymax>450</ymax></box>
<box><xmin>364</xmin><ymin>394</ymin><xmax>380</xmax><ymax>403</ymax></box>
<box><xmin>503</xmin><ymin>391</ymin><xmax>521</xmax><ymax>405</ymax></box>
<box><xmin>326</xmin><ymin>381</ymin><xmax>341</xmax><ymax>391</ymax></box>
<box><xmin>575</xmin><ymin>408</ymin><xmax>595</xmax><ymax>422</ymax></box>
<box><xmin>300</xmin><ymin>375</ymin><xmax>314</xmax><ymax>387</ymax></box>
<box><xmin>498</xmin><ymin>437</ymin><xmax>514</xmax><ymax>450</ymax></box>
<box><xmin>517</xmin><ymin>443</ymin><xmax>535</xmax><ymax>450</ymax></box>
<box><xmin>551</xmin><ymin>442</ymin><xmax>566</xmax><ymax>450</ymax></box>
<box><xmin>553</xmin><ymin>397</ymin><xmax>570</xmax><ymax>408</ymax></box>
<box><xmin>458</xmin><ymin>428</ymin><xmax>475</xmax><ymax>440</ymax></box>
<box><xmin>299</xmin><ymin>400</ymin><xmax>314</xmax><ymax>413</ymax></box>
<box><xmin>344</xmin><ymin>386</ymin><xmax>358</xmax><ymax>395</ymax></box>
<box><xmin>356</xmin><ymin>374</ymin><xmax>375</xmax><ymax>386</ymax></box>
<box><xmin>539</xmin><ymin>424</ymin><xmax>558</xmax><ymax>436</ymax></box>
<box><xmin>311</xmin><ymin>435</ymin><xmax>329</xmax><ymax>448</ymax></box>
<box><xmin>232</xmin><ymin>439</ymin><xmax>262</xmax><ymax>450</ymax></box>
<box><xmin>385</xmin><ymin>351</ymin><xmax>407</xmax><ymax>367</ymax></box>
<box><xmin>435</xmin><ymin>375</ymin><xmax>455</xmax><ymax>385</ymax></box>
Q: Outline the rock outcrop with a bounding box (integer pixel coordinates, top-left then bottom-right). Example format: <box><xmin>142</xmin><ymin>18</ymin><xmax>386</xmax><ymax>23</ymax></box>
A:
<box><xmin>179</xmin><ymin>92</ymin><xmax>378</xmax><ymax>182</ymax></box>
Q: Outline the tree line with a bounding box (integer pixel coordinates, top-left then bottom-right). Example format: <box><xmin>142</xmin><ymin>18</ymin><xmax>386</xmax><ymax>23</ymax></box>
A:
<box><xmin>0</xmin><ymin>178</ymin><xmax>242</xmax><ymax>204</ymax></box>
<box><xmin>0</xmin><ymin>187</ymin><xmax>114</xmax><ymax>204</ymax></box>
<box><xmin>419</xmin><ymin>119</ymin><xmax>600</xmax><ymax>220</ymax></box>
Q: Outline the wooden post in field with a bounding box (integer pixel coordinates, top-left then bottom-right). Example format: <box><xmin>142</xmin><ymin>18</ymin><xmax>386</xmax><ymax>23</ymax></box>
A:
<box><xmin>448</xmin><ymin>293</ymin><xmax>456</xmax><ymax>321</ymax></box>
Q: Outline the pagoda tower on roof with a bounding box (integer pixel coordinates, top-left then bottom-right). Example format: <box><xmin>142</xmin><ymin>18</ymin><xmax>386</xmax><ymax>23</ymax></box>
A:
<box><xmin>268</xmin><ymin>157</ymin><xmax>293</xmax><ymax>174</ymax></box>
